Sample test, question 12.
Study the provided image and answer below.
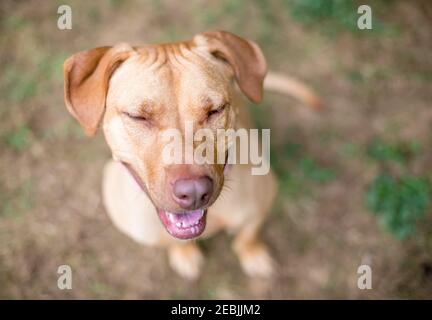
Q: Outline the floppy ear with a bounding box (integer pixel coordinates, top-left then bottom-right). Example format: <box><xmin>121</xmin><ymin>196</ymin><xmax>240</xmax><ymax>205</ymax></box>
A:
<box><xmin>63</xmin><ymin>43</ymin><xmax>133</xmax><ymax>136</ymax></box>
<box><xmin>194</xmin><ymin>31</ymin><xmax>267</xmax><ymax>103</ymax></box>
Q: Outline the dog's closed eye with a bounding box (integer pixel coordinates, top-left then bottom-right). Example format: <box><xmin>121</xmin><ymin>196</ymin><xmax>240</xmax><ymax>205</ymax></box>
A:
<box><xmin>207</xmin><ymin>103</ymin><xmax>228</xmax><ymax>121</ymax></box>
<box><xmin>123</xmin><ymin>111</ymin><xmax>148</xmax><ymax>122</ymax></box>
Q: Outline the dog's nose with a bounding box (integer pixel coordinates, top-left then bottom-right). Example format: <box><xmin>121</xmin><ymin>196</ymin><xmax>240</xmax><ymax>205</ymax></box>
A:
<box><xmin>172</xmin><ymin>177</ymin><xmax>213</xmax><ymax>210</ymax></box>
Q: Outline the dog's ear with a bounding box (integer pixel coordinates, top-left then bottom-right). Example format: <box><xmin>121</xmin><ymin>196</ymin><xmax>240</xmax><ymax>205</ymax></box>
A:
<box><xmin>194</xmin><ymin>31</ymin><xmax>267</xmax><ymax>103</ymax></box>
<box><xmin>63</xmin><ymin>43</ymin><xmax>133</xmax><ymax>136</ymax></box>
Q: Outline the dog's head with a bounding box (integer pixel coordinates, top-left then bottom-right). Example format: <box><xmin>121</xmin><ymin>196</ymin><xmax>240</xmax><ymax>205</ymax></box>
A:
<box><xmin>63</xmin><ymin>31</ymin><xmax>267</xmax><ymax>239</ymax></box>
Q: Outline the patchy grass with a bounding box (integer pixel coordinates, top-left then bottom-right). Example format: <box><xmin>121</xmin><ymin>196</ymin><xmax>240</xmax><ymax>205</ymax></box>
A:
<box><xmin>2</xmin><ymin>66</ymin><xmax>38</xmax><ymax>103</ymax></box>
<box><xmin>366</xmin><ymin>173</ymin><xmax>431</xmax><ymax>239</ymax></box>
<box><xmin>272</xmin><ymin>142</ymin><xmax>336</xmax><ymax>197</ymax></box>
<box><xmin>1</xmin><ymin>51</ymin><xmax>67</xmax><ymax>104</ymax></box>
<box><xmin>300</xmin><ymin>156</ymin><xmax>336</xmax><ymax>182</ymax></box>
<box><xmin>0</xmin><ymin>180</ymin><xmax>33</xmax><ymax>220</ymax></box>
<box><xmin>285</xmin><ymin>0</ymin><xmax>359</xmax><ymax>31</ymax></box>
<box><xmin>338</xmin><ymin>142</ymin><xmax>360</xmax><ymax>157</ymax></box>
<box><xmin>0</xmin><ymin>0</ymin><xmax>431</xmax><ymax>299</ymax></box>
<box><xmin>41</xmin><ymin>118</ymin><xmax>85</xmax><ymax>142</ymax></box>
<box><xmin>198</xmin><ymin>0</ymin><xmax>243</xmax><ymax>29</ymax></box>
<box><xmin>1</xmin><ymin>15</ymin><xmax>29</xmax><ymax>30</ymax></box>
<box><xmin>365</xmin><ymin>137</ymin><xmax>430</xmax><ymax>239</ymax></box>
<box><xmin>89</xmin><ymin>281</ymin><xmax>115</xmax><ymax>297</ymax></box>
<box><xmin>282</xmin><ymin>0</ymin><xmax>399</xmax><ymax>35</ymax></box>
<box><xmin>366</xmin><ymin>138</ymin><xmax>421</xmax><ymax>164</ymax></box>
<box><xmin>3</xmin><ymin>125</ymin><xmax>31</xmax><ymax>151</ymax></box>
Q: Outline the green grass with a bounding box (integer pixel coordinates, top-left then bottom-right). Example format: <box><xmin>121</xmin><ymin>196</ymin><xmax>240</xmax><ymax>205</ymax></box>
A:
<box><xmin>366</xmin><ymin>173</ymin><xmax>431</xmax><ymax>240</ymax></box>
<box><xmin>366</xmin><ymin>138</ymin><xmax>421</xmax><ymax>164</ymax></box>
<box><xmin>42</xmin><ymin>119</ymin><xmax>86</xmax><ymax>142</ymax></box>
<box><xmin>2</xmin><ymin>66</ymin><xmax>37</xmax><ymax>103</ymax></box>
<box><xmin>300</xmin><ymin>156</ymin><xmax>336</xmax><ymax>182</ymax></box>
<box><xmin>1</xmin><ymin>15</ymin><xmax>29</xmax><ymax>30</ymax></box>
<box><xmin>344</xmin><ymin>67</ymin><xmax>397</xmax><ymax>85</ymax></box>
<box><xmin>0</xmin><ymin>180</ymin><xmax>34</xmax><ymax>220</ymax></box>
<box><xmin>253</xmin><ymin>0</ymin><xmax>279</xmax><ymax>48</ymax></box>
<box><xmin>413</xmin><ymin>72</ymin><xmax>432</xmax><ymax>84</ymax></box>
<box><xmin>248</xmin><ymin>100</ymin><xmax>273</xmax><ymax>129</ymax></box>
<box><xmin>3</xmin><ymin>126</ymin><xmax>31</xmax><ymax>151</ymax></box>
<box><xmin>282</xmin><ymin>0</ymin><xmax>399</xmax><ymax>36</ymax></box>
<box><xmin>338</xmin><ymin>142</ymin><xmax>359</xmax><ymax>157</ymax></box>
<box><xmin>1</xmin><ymin>52</ymin><xmax>67</xmax><ymax>104</ymax></box>
<box><xmin>197</xmin><ymin>0</ymin><xmax>243</xmax><ymax>31</ymax></box>
<box><xmin>365</xmin><ymin>137</ymin><xmax>430</xmax><ymax>239</ymax></box>
<box><xmin>272</xmin><ymin>142</ymin><xmax>336</xmax><ymax>198</ymax></box>
<box><xmin>193</xmin><ymin>0</ymin><xmax>279</xmax><ymax>51</ymax></box>
<box><xmin>108</xmin><ymin>0</ymin><xmax>124</xmax><ymax>9</ymax></box>
<box><xmin>284</xmin><ymin>0</ymin><xmax>360</xmax><ymax>33</ymax></box>
<box><xmin>38</xmin><ymin>53</ymin><xmax>68</xmax><ymax>83</ymax></box>
<box><xmin>89</xmin><ymin>281</ymin><xmax>114</xmax><ymax>296</ymax></box>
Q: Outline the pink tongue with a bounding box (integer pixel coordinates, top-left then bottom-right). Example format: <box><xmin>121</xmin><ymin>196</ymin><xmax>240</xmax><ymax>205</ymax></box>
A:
<box><xmin>171</xmin><ymin>210</ymin><xmax>203</xmax><ymax>225</ymax></box>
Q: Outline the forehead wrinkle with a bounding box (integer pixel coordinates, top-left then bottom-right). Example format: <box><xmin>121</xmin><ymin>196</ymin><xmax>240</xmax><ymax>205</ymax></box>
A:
<box><xmin>150</xmin><ymin>47</ymin><xmax>169</xmax><ymax>71</ymax></box>
<box><xmin>108</xmin><ymin>43</ymin><xmax>229</xmax><ymax>130</ymax></box>
<box><xmin>136</xmin><ymin>48</ymin><xmax>157</xmax><ymax>68</ymax></box>
<box><xmin>108</xmin><ymin>57</ymin><xmax>175</xmax><ymax>114</ymax></box>
<box><xmin>178</xmin><ymin>63</ymin><xmax>229</xmax><ymax>108</ymax></box>
<box><xmin>135</xmin><ymin>46</ymin><xmax>171</xmax><ymax>71</ymax></box>
<box><xmin>162</xmin><ymin>45</ymin><xmax>217</xmax><ymax>124</ymax></box>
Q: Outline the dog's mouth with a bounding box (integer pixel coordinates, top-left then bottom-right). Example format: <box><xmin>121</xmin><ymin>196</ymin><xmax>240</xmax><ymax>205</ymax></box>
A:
<box><xmin>122</xmin><ymin>161</ymin><xmax>213</xmax><ymax>240</ymax></box>
<box><xmin>157</xmin><ymin>209</ymin><xmax>207</xmax><ymax>240</ymax></box>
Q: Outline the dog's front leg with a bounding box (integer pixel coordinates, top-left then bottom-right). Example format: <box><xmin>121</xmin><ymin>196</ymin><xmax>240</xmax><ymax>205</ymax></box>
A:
<box><xmin>168</xmin><ymin>241</ymin><xmax>204</xmax><ymax>280</ymax></box>
<box><xmin>232</xmin><ymin>219</ymin><xmax>275</xmax><ymax>278</ymax></box>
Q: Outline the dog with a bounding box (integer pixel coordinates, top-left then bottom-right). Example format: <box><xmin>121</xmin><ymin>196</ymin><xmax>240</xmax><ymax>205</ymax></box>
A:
<box><xmin>63</xmin><ymin>31</ymin><xmax>320</xmax><ymax>279</ymax></box>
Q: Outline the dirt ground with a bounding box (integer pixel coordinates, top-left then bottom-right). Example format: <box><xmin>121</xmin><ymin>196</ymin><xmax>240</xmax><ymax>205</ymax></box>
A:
<box><xmin>0</xmin><ymin>0</ymin><xmax>431</xmax><ymax>299</ymax></box>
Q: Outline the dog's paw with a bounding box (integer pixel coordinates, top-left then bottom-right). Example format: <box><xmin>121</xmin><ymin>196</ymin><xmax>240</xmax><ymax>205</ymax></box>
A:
<box><xmin>168</xmin><ymin>243</ymin><xmax>204</xmax><ymax>280</ymax></box>
<box><xmin>237</xmin><ymin>244</ymin><xmax>275</xmax><ymax>278</ymax></box>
